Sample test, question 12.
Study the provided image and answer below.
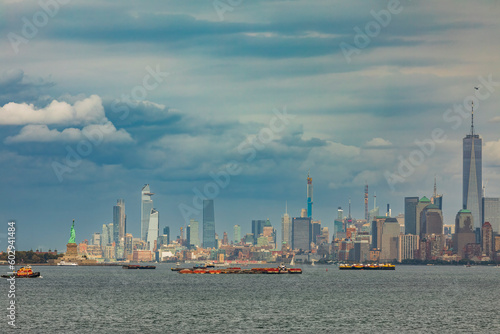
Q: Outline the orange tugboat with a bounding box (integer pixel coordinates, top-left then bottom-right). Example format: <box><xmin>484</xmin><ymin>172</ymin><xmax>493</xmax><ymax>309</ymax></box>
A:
<box><xmin>1</xmin><ymin>265</ymin><xmax>41</xmax><ymax>278</ymax></box>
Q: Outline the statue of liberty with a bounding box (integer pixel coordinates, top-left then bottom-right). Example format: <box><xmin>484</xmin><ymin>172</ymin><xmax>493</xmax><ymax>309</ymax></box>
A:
<box><xmin>68</xmin><ymin>219</ymin><xmax>76</xmax><ymax>244</ymax></box>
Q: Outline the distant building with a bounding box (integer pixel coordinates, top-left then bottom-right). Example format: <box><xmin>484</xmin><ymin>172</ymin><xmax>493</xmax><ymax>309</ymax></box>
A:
<box><xmin>420</xmin><ymin>204</ymin><xmax>443</xmax><ymax>238</ymax></box>
<box><xmin>307</xmin><ymin>173</ymin><xmax>313</xmax><ymax>218</ymax></box>
<box><xmin>113</xmin><ymin>199</ymin><xmax>126</xmax><ymax>245</ymax></box>
<box><xmin>132</xmin><ymin>250</ymin><xmax>152</xmax><ymax>262</ymax></box>
<box><xmin>482</xmin><ymin>222</ymin><xmax>493</xmax><ymax>258</ymax></box>
<box><xmin>163</xmin><ymin>226</ymin><xmax>170</xmax><ymax>245</ymax></box>
<box><xmin>463</xmin><ymin>127</ymin><xmax>482</xmax><ymax>230</ymax></box>
<box><xmin>281</xmin><ymin>204</ymin><xmax>291</xmax><ymax>248</ymax></box>
<box><xmin>233</xmin><ymin>225</ymin><xmax>241</xmax><ymax>244</ymax></box>
<box><xmin>453</xmin><ymin>209</ymin><xmax>476</xmax><ymax>259</ymax></box>
<box><xmin>398</xmin><ymin>234</ymin><xmax>419</xmax><ymax>262</ymax></box>
<box><xmin>141</xmin><ymin>184</ymin><xmax>154</xmax><ymax>242</ymax></box>
<box><xmin>300</xmin><ymin>209</ymin><xmax>307</xmax><ymax>218</ymax></box>
<box><xmin>147</xmin><ymin>209</ymin><xmax>159</xmax><ymax>251</ymax></box>
<box><xmin>124</xmin><ymin>233</ymin><xmax>133</xmax><ymax>257</ymax></box>
<box><xmin>483</xmin><ymin>197</ymin><xmax>500</xmax><ymax>233</ymax></box>
<box><xmin>310</xmin><ymin>220</ymin><xmax>321</xmax><ymax>245</ymax></box>
<box><xmin>415</xmin><ymin>196</ymin><xmax>432</xmax><ymax>236</ymax></box>
<box><xmin>292</xmin><ymin>217</ymin><xmax>311</xmax><ymax>251</ymax></box>
<box><xmin>379</xmin><ymin>218</ymin><xmax>400</xmax><ymax>262</ymax></box>
<box><xmin>91</xmin><ymin>233</ymin><xmax>101</xmax><ymax>246</ymax></box>
<box><xmin>203</xmin><ymin>200</ymin><xmax>216</xmax><ymax>248</ymax></box>
<box><xmin>187</xmin><ymin>219</ymin><xmax>200</xmax><ymax>248</ymax></box>
<box><xmin>404</xmin><ymin>197</ymin><xmax>419</xmax><ymax>235</ymax></box>
<box><xmin>262</xmin><ymin>219</ymin><xmax>276</xmax><ymax>248</ymax></box>
<box><xmin>371</xmin><ymin>217</ymin><xmax>386</xmax><ymax>249</ymax></box>
<box><xmin>252</xmin><ymin>219</ymin><xmax>266</xmax><ymax>245</ymax></box>
<box><xmin>354</xmin><ymin>240</ymin><xmax>370</xmax><ymax>263</ymax></box>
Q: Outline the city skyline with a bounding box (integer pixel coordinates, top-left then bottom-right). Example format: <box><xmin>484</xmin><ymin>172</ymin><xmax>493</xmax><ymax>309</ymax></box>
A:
<box><xmin>1</xmin><ymin>1</ymin><xmax>500</xmax><ymax>251</ymax></box>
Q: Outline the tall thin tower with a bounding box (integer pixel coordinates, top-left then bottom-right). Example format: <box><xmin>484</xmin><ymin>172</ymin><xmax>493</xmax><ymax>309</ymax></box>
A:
<box><xmin>364</xmin><ymin>184</ymin><xmax>369</xmax><ymax>222</ymax></box>
<box><xmin>463</xmin><ymin>96</ymin><xmax>482</xmax><ymax>229</ymax></box>
<box><xmin>307</xmin><ymin>172</ymin><xmax>313</xmax><ymax>218</ymax></box>
<box><xmin>141</xmin><ymin>184</ymin><xmax>154</xmax><ymax>242</ymax></box>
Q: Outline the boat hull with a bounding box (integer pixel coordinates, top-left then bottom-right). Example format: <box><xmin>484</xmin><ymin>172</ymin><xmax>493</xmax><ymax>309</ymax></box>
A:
<box><xmin>2</xmin><ymin>272</ymin><xmax>41</xmax><ymax>278</ymax></box>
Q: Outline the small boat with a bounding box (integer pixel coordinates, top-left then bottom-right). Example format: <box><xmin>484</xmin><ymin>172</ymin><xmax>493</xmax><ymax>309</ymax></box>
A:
<box><xmin>57</xmin><ymin>261</ymin><xmax>78</xmax><ymax>266</ymax></box>
<box><xmin>2</xmin><ymin>265</ymin><xmax>41</xmax><ymax>278</ymax></box>
<box><xmin>122</xmin><ymin>265</ymin><xmax>156</xmax><ymax>269</ymax></box>
<box><xmin>290</xmin><ymin>256</ymin><xmax>295</xmax><ymax>266</ymax></box>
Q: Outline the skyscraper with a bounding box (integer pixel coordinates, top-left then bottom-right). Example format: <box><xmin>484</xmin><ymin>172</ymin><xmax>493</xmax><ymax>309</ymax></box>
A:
<box><xmin>163</xmin><ymin>226</ymin><xmax>170</xmax><ymax>245</ymax></box>
<box><xmin>405</xmin><ymin>197</ymin><xmax>419</xmax><ymax>235</ymax></box>
<box><xmin>233</xmin><ymin>225</ymin><xmax>241</xmax><ymax>244</ymax></box>
<box><xmin>463</xmin><ymin>101</ymin><xmax>482</xmax><ymax>229</ymax></box>
<box><xmin>483</xmin><ymin>197</ymin><xmax>500</xmax><ymax>233</ymax></box>
<box><xmin>141</xmin><ymin>184</ymin><xmax>154</xmax><ymax>242</ymax></box>
<box><xmin>281</xmin><ymin>203</ymin><xmax>291</xmax><ymax>248</ymax></box>
<box><xmin>147</xmin><ymin>209</ymin><xmax>159</xmax><ymax>251</ymax></box>
<box><xmin>252</xmin><ymin>219</ymin><xmax>265</xmax><ymax>245</ymax></box>
<box><xmin>453</xmin><ymin>209</ymin><xmax>476</xmax><ymax>259</ymax></box>
<box><xmin>292</xmin><ymin>217</ymin><xmax>311</xmax><ymax>251</ymax></box>
<box><xmin>203</xmin><ymin>199</ymin><xmax>216</xmax><ymax>248</ymax></box>
<box><xmin>188</xmin><ymin>219</ymin><xmax>200</xmax><ymax>248</ymax></box>
<box><xmin>307</xmin><ymin>172</ymin><xmax>313</xmax><ymax>218</ymax></box>
<box><xmin>113</xmin><ymin>199</ymin><xmax>126</xmax><ymax>245</ymax></box>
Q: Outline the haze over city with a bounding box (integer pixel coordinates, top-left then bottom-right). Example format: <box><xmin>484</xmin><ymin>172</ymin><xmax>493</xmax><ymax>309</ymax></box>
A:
<box><xmin>1</xmin><ymin>0</ymin><xmax>500</xmax><ymax>251</ymax></box>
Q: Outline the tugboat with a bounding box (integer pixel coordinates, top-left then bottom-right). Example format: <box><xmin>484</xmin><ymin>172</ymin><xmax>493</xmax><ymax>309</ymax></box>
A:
<box><xmin>1</xmin><ymin>265</ymin><xmax>41</xmax><ymax>278</ymax></box>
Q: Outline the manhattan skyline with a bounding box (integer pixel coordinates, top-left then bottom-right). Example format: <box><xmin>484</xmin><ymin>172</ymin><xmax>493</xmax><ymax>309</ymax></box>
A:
<box><xmin>1</xmin><ymin>1</ymin><xmax>500</xmax><ymax>251</ymax></box>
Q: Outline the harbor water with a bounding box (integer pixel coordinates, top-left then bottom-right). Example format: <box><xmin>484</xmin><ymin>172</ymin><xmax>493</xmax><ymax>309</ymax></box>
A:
<box><xmin>1</xmin><ymin>264</ymin><xmax>500</xmax><ymax>333</ymax></box>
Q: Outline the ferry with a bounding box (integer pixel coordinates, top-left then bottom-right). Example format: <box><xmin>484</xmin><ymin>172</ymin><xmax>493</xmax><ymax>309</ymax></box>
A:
<box><xmin>339</xmin><ymin>263</ymin><xmax>395</xmax><ymax>270</ymax></box>
<box><xmin>57</xmin><ymin>261</ymin><xmax>78</xmax><ymax>266</ymax></box>
<box><xmin>1</xmin><ymin>265</ymin><xmax>41</xmax><ymax>278</ymax></box>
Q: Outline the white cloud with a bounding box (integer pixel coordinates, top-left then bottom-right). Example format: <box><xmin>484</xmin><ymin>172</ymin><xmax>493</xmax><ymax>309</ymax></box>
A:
<box><xmin>484</xmin><ymin>139</ymin><xmax>500</xmax><ymax>165</ymax></box>
<box><xmin>0</xmin><ymin>95</ymin><xmax>106</xmax><ymax>126</ymax></box>
<box><xmin>4</xmin><ymin>122</ymin><xmax>133</xmax><ymax>144</ymax></box>
<box><xmin>365</xmin><ymin>138</ymin><xmax>393</xmax><ymax>148</ymax></box>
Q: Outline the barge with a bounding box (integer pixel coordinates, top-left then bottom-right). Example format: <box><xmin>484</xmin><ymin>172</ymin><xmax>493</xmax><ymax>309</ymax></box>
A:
<box><xmin>177</xmin><ymin>264</ymin><xmax>302</xmax><ymax>275</ymax></box>
<box><xmin>339</xmin><ymin>263</ymin><xmax>395</xmax><ymax>270</ymax></box>
<box><xmin>122</xmin><ymin>265</ymin><xmax>156</xmax><ymax>269</ymax></box>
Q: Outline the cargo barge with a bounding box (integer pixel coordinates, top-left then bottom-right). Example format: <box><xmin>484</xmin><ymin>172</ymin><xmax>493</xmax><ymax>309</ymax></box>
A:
<box><xmin>339</xmin><ymin>263</ymin><xmax>395</xmax><ymax>270</ymax></box>
<box><xmin>122</xmin><ymin>265</ymin><xmax>156</xmax><ymax>269</ymax></box>
<box><xmin>177</xmin><ymin>264</ymin><xmax>302</xmax><ymax>274</ymax></box>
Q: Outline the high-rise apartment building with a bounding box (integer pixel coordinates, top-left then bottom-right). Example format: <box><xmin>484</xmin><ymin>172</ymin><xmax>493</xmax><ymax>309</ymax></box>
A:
<box><xmin>203</xmin><ymin>200</ymin><xmax>216</xmax><ymax>248</ymax></box>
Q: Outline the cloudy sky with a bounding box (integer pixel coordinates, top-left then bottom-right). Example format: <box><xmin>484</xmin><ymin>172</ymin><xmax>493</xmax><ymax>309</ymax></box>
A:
<box><xmin>1</xmin><ymin>0</ymin><xmax>500</xmax><ymax>251</ymax></box>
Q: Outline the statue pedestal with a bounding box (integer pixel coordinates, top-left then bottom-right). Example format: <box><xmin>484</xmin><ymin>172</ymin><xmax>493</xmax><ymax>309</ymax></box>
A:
<box><xmin>65</xmin><ymin>243</ymin><xmax>78</xmax><ymax>259</ymax></box>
